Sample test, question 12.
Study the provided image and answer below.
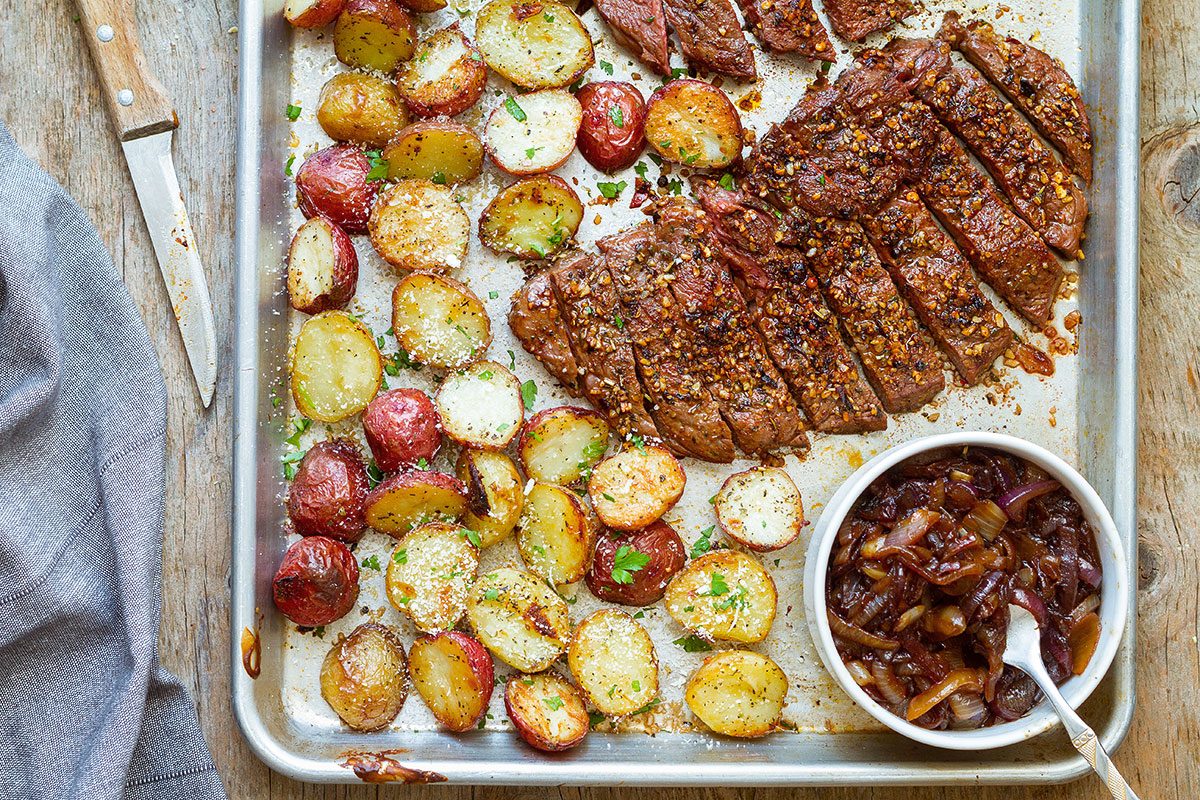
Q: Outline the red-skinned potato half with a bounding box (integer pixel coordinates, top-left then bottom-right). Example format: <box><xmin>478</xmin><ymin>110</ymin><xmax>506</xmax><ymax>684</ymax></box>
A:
<box><xmin>409</xmin><ymin>631</ymin><xmax>494</xmax><ymax>732</ymax></box>
<box><xmin>287</xmin><ymin>217</ymin><xmax>359</xmax><ymax>315</ymax></box>
<box><xmin>333</xmin><ymin>0</ymin><xmax>416</xmax><ymax>73</ymax></box>
<box><xmin>362</xmin><ymin>388</ymin><xmax>442</xmax><ymax>472</ymax></box>
<box><xmin>284</xmin><ymin>0</ymin><xmax>347</xmax><ymax>28</ymax></box>
<box><xmin>395</xmin><ymin>25</ymin><xmax>488</xmax><ymax>118</ymax></box>
<box><xmin>585</xmin><ymin>520</ymin><xmax>685</xmax><ymax>606</ymax></box>
<box><xmin>295</xmin><ymin>144</ymin><xmax>379</xmax><ymax>234</ymax></box>
<box><xmin>364</xmin><ymin>470</ymin><xmax>468</xmax><ymax>535</ymax></box>
<box><xmin>286</xmin><ymin>439</ymin><xmax>369</xmax><ymax>541</ymax></box>
<box><xmin>504</xmin><ymin>671</ymin><xmax>589</xmax><ymax>751</ymax></box>
<box><xmin>575</xmin><ymin>81</ymin><xmax>646</xmax><ymax>173</ymax></box>
<box><xmin>272</xmin><ymin>536</ymin><xmax>361</xmax><ymax>626</ymax></box>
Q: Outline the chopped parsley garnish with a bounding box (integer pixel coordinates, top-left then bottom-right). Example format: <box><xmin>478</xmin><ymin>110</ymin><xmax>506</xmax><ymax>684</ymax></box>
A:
<box><xmin>629</xmin><ymin>432</ymin><xmax>646</xmax><ymax>453</ymax></box>
<box><xmin>365</xmin><ymin>149</ymin><xmax>390</xmax><ymax>182</ymax></box>
<box><xmin>543</xmin><ymin>10</ymin><xmax>555</xmax><ymax>21</ymax></box>
<box><xmin>634</xmin><ymin>161</ymin><xmax>649</xmax><ymax>179</ymax></box>
<box><xmin>507</xmin><ymin>349</ymin><xmax>517</xmax><ymax>370</ymax></box>
<box><xmin>632</xmin><ymin>609</ymin><xmax>645</xmax><ymax>619</ymax></box>
<box><xmin>689</xmin><ymin>525</ymin><xmax>716</xmax><ymax>558</ymax></box>
<box><xmin>284</xmin><ymin>155</ymin><xmax>295</xmax><ymax>176</ymax></box>
<box><xmin>602</xmin><ymin>492</ymin><xmax>616</xmax><ymax>502</ymax></box>
<box><xmin>479</xmin><ymin>369</ymin><xmax>494</xmax><ymax>379</ymax></box>
<box><xmin>608</xmin><ymin>105</ymin><xmax>624</xmax><ymax>128</ymax></box>
<box><xmin>489</xmin><ymin>290</ymin><xmax>499</xmax><ymax>299</ymax></box>
<box><xmin>497</xmin><ymin>422</ymin><xmax>510</xmax><ymax>432</ymax></box>
<box><xmin>525</xmin><ymin>145</ymin><xmax>543</xmax><ymax>159</ymax></box>
<box><xmin>520</xmin><ymin>379</ymin><xmax>538</xmax><ymax>408</ymax></box>
<box><xmin>529</xmin><ymin>241</ymin><xmax>547</xmax><ymax>257</ymax></box>
<box><xmin>718</xmin><ymin>173</ymin><xmax>736</xmax><ymax>190</ymax></box>
<box><xmin>285</xmin><ymin>103</ymin><xmax>301</xmax><ymax>121</ymax></box>
<box><xmin>366</xmin><ymin>460</ymin><xmax>384</xmax><ymax>488</ymax></box>
<box><xmin>666</xmin><ymin>178</ymin><xmax>683</xmax><ymax>196</ymax></box>
<box><xmin>417</xmin><ymin>457</ymin><xmax>429</xmax><ymax>470</ymax></box>
<box><xmin>281</xmin><ymin>448</ymin><xmax>306</xmax><ymax>480</ymax></box>
<box><xmin>631</xmin><ymin>680</ymin><xmax>641</xmax><ymax>692</ymax></box>
<box><xmin>284</xmin><ymin>417</ymin><xmax>311</xmax><ymax>447</ymax></box>
<box><xmin>393</xmin><ymin>549</ymin><xmax>408</xmax><ymax>564</ymax></box>
<box><xmin>599</xmin><ymin>60</ymin><xmax>614</xmax><ymax>75</ymax></box>
<box><xmin>706</xmin><ymin>572</ymin><xmax>730</xmax><ymax>596</ymax></box>
<box><xmin>713</xmin><ymin>586</ymin><xmax>748</xmax><ymax>611</ymax></box>
<box><xmin>361</xmin><ymin>555</ymin><xmax>381</xmax><ymax>571</ymax></box>
<box><xmin>612</xmin><ymin>312</ymin><xmax>624</xmax><ymax>329</ymax></box>
<box><xmin>543</xmin><ymin>696</ymin><xmax>565</xmax><ymax>711</ymax></box>
<box><xmin>431</xmin><ymin>171</ymin><xmax>447</xmax><ymax>185</ymax></box>
<box><xmin>597</xmin><ymin>180</ymin><xmax>627</xmax><ymax>199</ymax></box>
<box><xmin>672</xmin><ymin>635</ymin><xmax>712</xmax><ymax>652</ymax></box>
<box><xmin>610</xmin><ymin>544</ymin><xmax>650</xmax><ymax>584</ymax></box>
<box><xmin>460</xmin><ymin>528</ymin><xmax>482</xmax><ymax>548</ymax></box>
<box><xmin>483</xmin><ymin>587</ymin><xmax>501</xmax><ymax>601</ymax></box>
<box><xmin>630</xmin><ymin>697</ymin><xmax>661</xmax><ymax>716</ymax></box>
<box><xmin>505</xmin><ymin>96</ymin><xmax>527</xmax><ymax>121</ymax></box>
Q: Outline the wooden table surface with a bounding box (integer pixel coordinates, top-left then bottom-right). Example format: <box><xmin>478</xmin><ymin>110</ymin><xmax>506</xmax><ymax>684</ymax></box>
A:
<box><xmin>2</xmin><ymin>1</ymin><xmax>1195</xmax><ymax>797</ymax></box>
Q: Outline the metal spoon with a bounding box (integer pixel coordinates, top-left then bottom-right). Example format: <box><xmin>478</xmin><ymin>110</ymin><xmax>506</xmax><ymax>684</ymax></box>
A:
<box><xmin>1003</xmin><ymin>604</ymin><xmax>1142</xmax><ymax>799</ymax></box>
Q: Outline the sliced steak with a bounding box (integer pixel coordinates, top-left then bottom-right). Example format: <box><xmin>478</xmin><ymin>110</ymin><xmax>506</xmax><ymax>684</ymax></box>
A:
<box><xmin>736</xmin><ymin>0</ymin><xmax>835</xmax><ymax>61</ymax></box>
<box><xmin>696</xmin><ymin>183</ymin><xmax>887</xmax><ymax>433</ymax></box>
<box><xmin>822</xmin><ymin>0</ymin><xmax>914</xmax><ymax>41</ymax></box>
<box><xmin>862</xmin><ymin>189</ymin><xmax>1015</xmax><ymax>385</ymax></box>
<box><xmin>941</xmin><ymin>11</ymin><xmax>1093</xmax><ymax>183</ymax></box>
<box><xmin>546</xmin><ymin>252</ymin><xmax>662</xmax><ymax>444</ymax></box>
<box><xmin>508</xmin><ymin>271</ymin><xmax>581</xmax><ymax>394</ymax></box>
<box><xmin>594</xmin><ymin>0</ymin><xmax>671</xmax><ymax>75</ymax></box>
<box><xmin>651</xmin><ymin>200</ymin><xmax>809</xmax><ymax>455</ymax></box>
<box><xmin>597</xmin><ymin>224</ymin><xmax>737</xmax><ymax>462</ymax></box>
<box><xmin>662</xmin><ymin>0</ymin><xmax>757</xmax><ymax>81</ymax></box>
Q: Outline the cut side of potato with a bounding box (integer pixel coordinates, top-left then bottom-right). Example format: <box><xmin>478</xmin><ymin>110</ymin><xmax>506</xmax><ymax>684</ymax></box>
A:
<box><xmin>715</xmin><ymin>466</ymin><xmax>806</xmax><ymax>552</ymax></box>
<box><xmin>333</xmin><ymin>0</ymin><xmax>416</xmax><ymax>73</ymax></box>
<box><xmin>517</xmin><ymin>482</ymin><xmax>595</xmax><ymax>585</ymax></box>
<box><xmin>285</xmin><ymin>0</ymin><xmax>347</xmax><ymax>28</ymax></box>
<box><xmin>317</xmin><ymin>72</ymin><xmax>410</xmax><ymax>148</ymax></box>
<box><xmin>435</xmin><ymin>361</ymin><xmax>525</xmax><ymax>449</ymax></box>
<box><xmin>517</xmin><ymin>406</ymin><xmax>610</xmax><ymax>484</ymax></box>
<box><xmin>364</xmin><ymin>470</ymin><xmax>469</xmax><ymax>535</ymax></box>
<box><xmin>486</xmin><ymin>90</ymin><xmax>582</xmax><ymax>175</ymax></box>
<box><xmin>479</xmin><ymin>176</ymin><xmax>583</xmax><ymax>259</ymax></box>
<box><xmin>587</xmin><ymin>445</ymin><xmax>686</xmax><ymax>530</ymax></box>
<box><xmin>409</xmin><ymin>631</ymin><xmax>494</xmax><ymax>732</ymax></box>
<box><xmin>645</xmin><ymin>79</ymin><xmax>743</xmax><ymax>169</ymax></box>
<box><xmin>567</xmin><ymin>609</ymin><xmax>658</xmax><ymax>717</ymax></box>
<box><xmin>466</xmin><ymin>567</ymin><xmax>571</xmax><ymax>672</ymax></box>
<box><xmin>475</xmin><ymin>0</ymin><xmax>594</xmax><ymax>90</ymax></box>
<box><xmin>456</xmin><ymin>449</ymin><xmax>524</xmax><ymax>548</ymax></box>
<box><xmin>385</xmin><ymin>522</ymin><xmax>479</xmax><ymax>632</ymax></box>
<box><xmin>391</xmin><ymin>272</ymin><xmax>491</xmax><ymax>369</ymax></box>
<box><xmin>384</xmin><ymin>121</ymin><xmax>484</xmax><ymax>185</ymax></box>
<box><xmin>685</xmin><ymin>650</ymin><xmax>787</xmax><ymax>738</ymax></box>
<box><xmin>369</xmin><ymin>180</ymin><xmax>470</xmax><ymax>271</ymax></box>
<box><xmin>287</xmin><ymin>217</ymin><xmax>358</xmax><ymax>315</ymax></box>
<box><xmin>395</xmin><ymin>25</ymin><xmax>488</xmax><ymax>118</ymax></box>
<box><xmin>505</xmin><ymin>671</ymin><xmax>589</xmax><ymax>751</ymax></box>
<box><xmin>665</xmin><ymin>550</ymin><xmax>777</xmax><ymax>643</ymax></box>
<box><xmin>290</xmin><ymin>311</ymin><xmax>382</xmax><ymax>422</ymax></box>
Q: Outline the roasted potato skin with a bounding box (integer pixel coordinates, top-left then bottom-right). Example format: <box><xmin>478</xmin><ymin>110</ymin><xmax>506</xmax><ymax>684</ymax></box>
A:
<box><xmin>396</xmin><ymin>25</ymin><xmax>488</xmax><ymax>118</ymax></box>
<box><xmin>644</xmin><ymin>79</ymin><xmax>743</xmax><ymax>169</ymax></box>
<box><xmin>362</xmin><ymin>388</ymin><xmax>442</xmax><ymax>472</ymax></box>
<box><xmin>285</xmin><ymin>0</ymin><xmax>348</xmax><ymax>28</ymax></box>
<box><xmin>273</xmin><ymin>536</ymin><xmax>361</xmax><ymax>626</ymax></box>
<box><xmin>456</xmin><ymin>449</ymin><xmax>524</xmax><ymax>547</ymax></box>
<box><xmin>369</xmin><ymin>180</ymin><xmax>471</xmax><ymax>271</ymax></box>
<box><xmin>320</xmin><ymin>622</ymin><xmax>409</xmax><ymax>731</ymax></box>
<box><xmin>287</xmin><ymin>439</ymin><xmax>370</xmax><ymax>541</ymax></box>
<box><xmin>364</xmin><ymin>470</ymin><xmax>469</xmax><ymax>535</ymax></box>
<box><xmin>333</xmin><ymin>0</ymin><xmax>417</xmax><ymax>73</ymax></box>
<box><xmin>396</xmin><ymin>0</ymin><xmax>446</xmax><ymax>11</ymax></box>
<box><xmin>585</xmin><ymin>520</ymin><xmax>685</xmax><ymax>606</ymax></box>
<box><xmin>504</xmin><ymin>671</ymin><xmax>589</xmax><ymax>751</ymax></box>
<box><xmin>287</xmin><ymin>217</ymin><xmax>359</xmax><ymax>315</ymax></box>
<box><xmin>575</xmin><ymin>81</ymin><xmax>646</xmax><ymax>172</ymax></box>
<box><xmin>408</xmin><ymin>631</ymin><xmax>494</xmax><ymax>731</ymax></box>
<box><xmin>317</xmin><ymin>72</ymin><xmax>411</xmax><ymax>148</ymax></box>
<box><xmin>295</xmin><ymin>144</ymin><xmax>379</xmax><ymax>234</ymax></box>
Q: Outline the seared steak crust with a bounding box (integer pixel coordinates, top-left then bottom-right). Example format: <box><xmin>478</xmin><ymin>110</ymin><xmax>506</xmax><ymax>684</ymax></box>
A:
<box><xmin>508</xmin><ymin>271</ymin><xmax>581</xmax><ymax>394</ymax></box>
<box><xmin>662</xmin><ymin>0</ymin><xmax>758</xmax><ymax>81</ymax></box>
<box><xmin>593</xmin><ymin>0</ymin><xmax>671</xmax><ymax>75</ymax></box>
<box><xmin>822</xmin><ymin>0</ymin><xmax>914</xmax><ymax>42</ymax></box>
<box><xmin>736</xmin><ymin>0</ymin><xmax>835</xmax><ymax>61</ymax></box>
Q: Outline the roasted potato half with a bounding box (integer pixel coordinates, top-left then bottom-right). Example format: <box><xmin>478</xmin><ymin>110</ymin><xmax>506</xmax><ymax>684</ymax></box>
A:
<box><xmin>479</xmin><ymin>176</ymin><xmax>583</xmax><ymax>259</ymax></box>
<box><xmin>362</xmin><ymin>388</ymin><xmax>442</xmax><ymax>472</ymax></box>
<box><xmin>333</xmin><ymin>0</ymin><xmax>416</xmax><ymax>73</ymax></box>
<box><xmin>575</xmin><ymin>81</ymin><xmax>647</xmax><ymax>173</ymax></box>
<box><xmin>585</xmin><ymin>520</ymin><xmax>685</xmax><ymax>606</ymax></box>
<box><xmin>290</xmin><ymin>311</ymin><xmax>382</xmax><ymax>422</ymax></box>
<box><xmin>369</xmin><ymin>180</ymin><xmax>470</xmax><ymax>271</ymax></box>
<box><xmin>320</xmin><ymin>623</ymin><xmax>409</xmax><ymax>732</ymax></box>
<box><xmin>685</xmin><ymin>650</ymin><xmax>787</xmax><ymax>738</ymax></box>
<box><xmin>286</xmin><ymin>439</ymin><xmax>369</xmax><ymax>541</ymax></box>
<box><xmin>505</xmin><ymin>671</ymin><xmax>589</xmax><ymax>751</ymax></box>
<box><xmin>715</xmin><ymin>466</ymin><xmax>806</xmax><ymax>552</ymax></box>
<box><xmin>272</xmin><ymin>536</ymin><xmax>360</xmax><ymax>626</ymax></box>
<box><xmin>587</xmin><ymin>444</ymin><xmax>686</xmax><ymax>530</ymax></box>
<box><xmin>486</xmin><ymin>90</ymin><xmax>582</xmax><ymax>175</ymax></box>
<box><xmin>466</xmin><ymin>567</ymin><xmax>570</xmax><ymax>672</ymax></box>
<box><xmin>396</xmin><ymin>0</ymin><xmax>446</xmax><ymax>14</ymax></box>
<box><xmin>665</xmin><ymin>550</ymin><xmax>777</xmax><ymax>643</ymax></box>
<box><xmin>386</xmin><ymin>521</ymin><xmax>479</xmax><ymax>632</ymax></box>
<box><xmin>409</xmin><ymin>631</ymin><xmax>494</xmax><ymax>732</ymax></box>
<box><xmin>383</xmin><ymin>121</ymin><xmax>485</xmax><ymax>185</ymax></box>
<box><xmin>391</xmin><ymin>272</ymin><xmax>490</xmax><ymax>369</ymax></box>
<box><xmin>435</xmin><ymin>361</ymin><xmax>524</xmax><ymax>449</ymax></box>
<box><xmin>517</xmin><ymin>482</ymin><xmax>596</xmax><ymax>585</ymax></box>
<box><xmin>295</xmin><ymin>143</ymin><xmax>378</xmax><ymax>234</ymax></box>
<box><xmin>364</xmin><ymin>470</ymin><xmax>469</xmax><ymax>535</ymax></box>
<box><xmin>645</xmin><ymin>79</ymin><xmax>743</xmax><ymax>169</ymax></box>
<box><xmin>317</xmin><ymin>72</ymin><xmax>410</xmax><ymax>148</ymax></box>
<box><xmin>475</xmin><ymin>0</ymin><xmax>594</xmax><ymax>90</ymax></box>
<box><xmin>567</xmin><ymin>609</ymin><xmax>658</xmax><ymax>717</ymax></box>
<box><xmin>287</xmin><ymin>217</ymin><xmax>358</xmax><ymax>315</ymax></box>
<box><xmin>456</xmin><ymin>449</ymin><xmax>524</xmax><ymax>548</ymax></box>
<box><xmin>284</xmin><ymin>0</ymin><xmax>347</xmax><ymax>28</ymax></box>
<box><xmin>517</xmin><ymin>405</ymin><xmax>610</xmax><ymax>484</ymax></box>
<box><xmin>395</xmin><ymin>26</ymin><xmax>488</xmax><ymax>118</ymax></box>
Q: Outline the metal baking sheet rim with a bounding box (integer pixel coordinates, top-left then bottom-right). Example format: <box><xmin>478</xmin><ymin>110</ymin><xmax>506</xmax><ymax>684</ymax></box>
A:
<box><xmin>229</xmin><ymin>0</ymin><xmax>1142</xmax><ymax>785</ymax></box>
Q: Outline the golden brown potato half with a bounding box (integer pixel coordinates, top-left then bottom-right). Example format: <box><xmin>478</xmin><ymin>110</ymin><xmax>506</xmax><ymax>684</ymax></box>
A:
<box><xmin>466</xmin><ymin>567</ymin><xmax>571</xmax><ymax>672</ymax></box>
<box><xmin>435</xmin><ymin>361</ymin><xmax>525</xmax><ymax>449</ymax></box>
<box><xmin>395</xmin><ymin>25</ymin><xmax>488</xmax><ymax>118</ymax></box>
<box><xmin>504</xmin><ymin>671</ymin><xmax>589</xmax><ymax>751</ymax></box>
<box><xmin>715</xmin><ymin>466</ymin><xmax>806</xmax><ymax>552</ymax></box>
<box><xmin>587</xmin><ymin>444</ymin><xmax>686</xmax><ymax>530</ymax></box>
<box><xmin>368</xmin><ymin>180</ymin><xmax>470</xmax><ymax>271</ymax></box>
<box><xmin>516</xmin><ymin>482</ymin><xmax>596</xmax><ymax>585</ymax></box>
<box><xmin>408</xmin><ymin>632</ymin><xmax>494</xmax><ymax>732</ymax></box>
<box><xmin>486</xmin><ymin>90</ymin><xmax>582</xmax><ymax>175</ymax></box>
<box><xmin>333</xmin><ymin>0</ymin><xmax>416</xmax><ymax>72</ymax></box>
<box><xmin>289</xmin><ymin>311</ymin><xmax>382</xmax><ymax>422</ymax></box>
<box><xmin>396</xmin><ymin>0</ymin><xmax>446</xmax><ymax>12</ymax></box>
<box><xmin>665</xmin><ymin>550</ymin><xmax>777</xmax><ymax>643</ymax></box>
<box><xmin>567</xmin><ymin>609</ymin><xmax>658</xmax><ymax>717</ymax></box>
<box><xmin>479</xmin><ymin>176</ymin><xmax>583</xmax><ymax>259</ymax></box>
<box><xmin>517</xmin><ymin>405</ymin><xmax>610</xmax><ymax>484</ymax></box>
<box><xmin>316</xmin><ymin>72</ymin><xmax>410</xmax><ymax>148</ymax></box>
<box><xmin>286</xmin><ymin>217</ymin><xmax>359</xmax><ymax>315</ymax></box>
<box><xmin>645</xmin><ymin>79</ymin><xmax>743</xmax><ymax>169</ymax></box>
<box><xmin>383</xmin><ymin>121</ymin><xmax>485</xmax><ymax>185</ymax></box>
<box><xmin>320</xmin><ymin>623</ymin><xmax>409</xmax><ymax>731</ymax></box>
<box><xmin>685</xmin><ymin>650</ymin><xmax>787</xmax><ymax>738</ymax></box>
<box><xmin>475</xmin><ymin>0</ymin><xmax>594</xmax><ymax>90</ymax></box>
<box><xmin>284</xmin><ymin>0</ymin><xmax>347</xmax><ymax>28</ymax></box>
<box><xmin>385</xmin><ymin>522</ymin><xmax>479</xmax><ymax>632</ymax></box>
<box><xmin>364</xmin><ymin>470</ymin><xmax>469</xmax><ymax>535</ymax></box>
<box><xmin>456</xmin><ymin>449</ymin><xmax>524</xmax><ymax>548</ymax></box>
<box><xmin>391</xmin><ymin>272</ymin><xmax>491</xmax><ymax>369</ymax></box>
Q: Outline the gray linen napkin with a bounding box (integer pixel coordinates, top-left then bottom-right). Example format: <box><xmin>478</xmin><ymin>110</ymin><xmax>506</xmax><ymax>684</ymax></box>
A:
<box><xmin>0</xmin><ymin>125</ymin><xmax>227</xmax><ymax>800</ymax></box>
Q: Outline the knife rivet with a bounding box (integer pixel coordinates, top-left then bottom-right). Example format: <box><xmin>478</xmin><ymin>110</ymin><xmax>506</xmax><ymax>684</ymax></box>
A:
<box><xmin>97</xmin><ymin>24</ymin><xmax>115</xmax><ymax>42</ymax></box>
<box><xmin>117</xmin><ymin>89</ymin><xmax>135</xmax><ymax>107</ymax></box>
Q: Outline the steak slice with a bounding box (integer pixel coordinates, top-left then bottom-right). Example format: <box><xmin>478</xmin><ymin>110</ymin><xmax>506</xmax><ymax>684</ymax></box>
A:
<box><xmin>800</xmin><ymin>214</ymin><xmax>946</xmax><ymax>414</ymax></box>
<box><xmin>509</xmin><ymin>271</ymin><xmax>581</xmax><ymax>394</ymax></box>
<box><xmin>598</xmin><ymin>224</ymin><xmax>737</xmax><ymax>462</ymax></box>
<box><xmin>736</xmin><ymin>0</ymin><xmax>835</xmax><ymax>61</ymax></box>
<box><xmin>651</xmin><ymin>200</ymin><xmax>809</xmax><ymax>455</ymax></box>
<box><xmin>696</xmin><ymin>183</ymin><xmax>887</xmax><ymax>433</ymax></box>
<box><xmin>547</xmin><ymin>252</ymin><xmax>663</xmax><ymax>444</ymax></box>
<box><xmin>822</xmin><ymin>0</ymin><xmax>914</xmax><ymax>41</ymax></box>
<box><xmin>662</xmin><ymin>0</ymin><xmax>757</xmax><ymax>81</ymax></box>
<box><xmin>913</xmin><ymin>64</ymin><xmax>1088</xmax><ymax>256</ymax></box>
<box><xmin>941</xmin><ymin>12</ymin><xmax>1093</xmax><ymax>183</ymax></box>
<box><xmin>861</xmin><ymin>189</ymin><xmax>1014</xmax><ymax>385</ymax></box>
<box><xmin>594</xmin><ymin>0</ymin><xmax>671</xmax><ymax>75</ymax></box>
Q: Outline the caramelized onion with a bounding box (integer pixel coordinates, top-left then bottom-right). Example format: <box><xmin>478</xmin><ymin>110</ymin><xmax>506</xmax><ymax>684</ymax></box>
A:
<box><xmin>905</xmin><ymin>669</ymin><xmax>982</xmax><ymax>721</ymax></box>
<box><xmin>870</xmin><ymin>659</ymin><xmax>907</xmax><ymax>704</ymax></box>
<box><xmin>997</xmin><ymin>480</ymin><xmax>1061</xmax><ymax>521</ymax></box>
<box><xmin>961</xmin><ymin>500</ymin><xmax>1008</xmax><ymax>541</ymax></box>
<box><xmin>828</xmin><ymin>610</ymin><xmax>898</xmax><ymax>651</ymax></box>
<box><xmin>1068</xmin><ymin>612</ymin><xmax>1101</xmax><ymax>675</ymax></box>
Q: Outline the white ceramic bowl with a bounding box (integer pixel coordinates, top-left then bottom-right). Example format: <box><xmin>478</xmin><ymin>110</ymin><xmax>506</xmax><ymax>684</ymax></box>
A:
<box><xmin>802</xmin><ymin>431</ymin><xmax>1129</xmax><ymax>750</ymax></box>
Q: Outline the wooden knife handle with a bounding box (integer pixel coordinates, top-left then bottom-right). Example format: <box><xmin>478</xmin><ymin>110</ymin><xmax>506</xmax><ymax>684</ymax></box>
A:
<box><xmin>73</xmin><ymin>0</ymin><xmax>177</xmax><ymax>140</ymax></box>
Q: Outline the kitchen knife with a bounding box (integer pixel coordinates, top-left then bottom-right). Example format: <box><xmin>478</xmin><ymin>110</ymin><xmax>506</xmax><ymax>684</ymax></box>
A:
<box><xmin>73</xmin><ymin>0</ymin><xmax>218</xmax><ymax>407</ymax></box>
